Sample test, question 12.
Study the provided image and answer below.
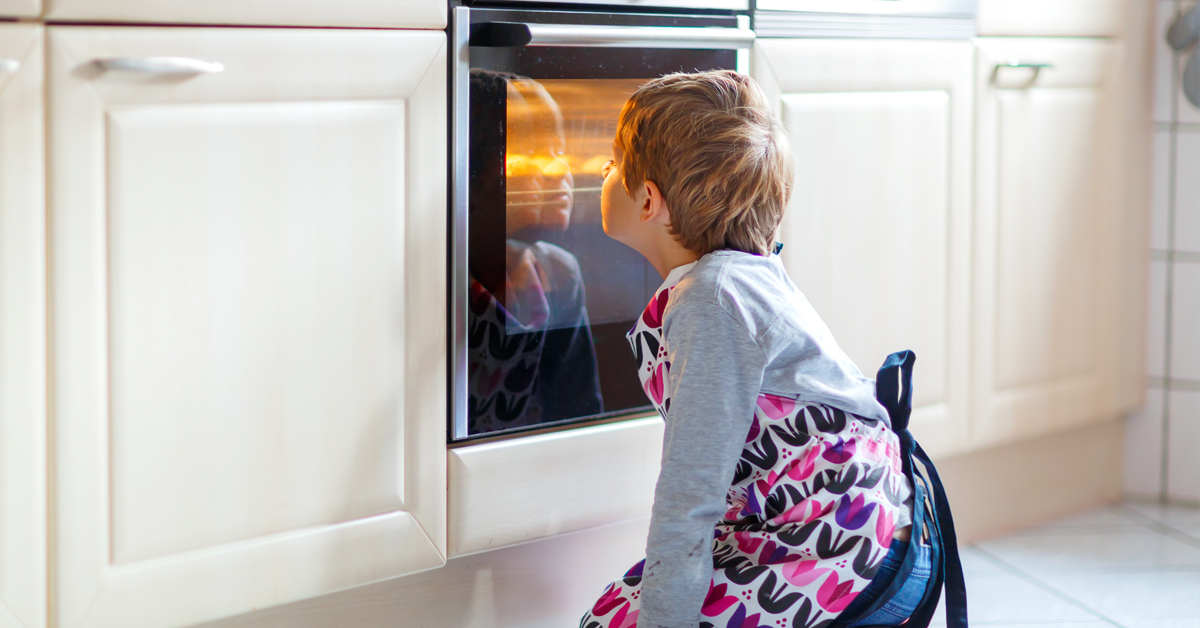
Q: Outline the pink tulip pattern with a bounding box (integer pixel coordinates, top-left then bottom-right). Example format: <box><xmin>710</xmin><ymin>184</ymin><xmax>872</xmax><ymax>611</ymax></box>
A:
<box><xmin>582</xmin><ymin>270</ymin><xmax>909</xmax><ymax>628</ymax></box>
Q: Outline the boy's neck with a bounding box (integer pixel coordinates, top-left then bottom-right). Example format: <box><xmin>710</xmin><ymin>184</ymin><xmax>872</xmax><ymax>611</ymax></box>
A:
<box><xmin>645</xmin><ymin>238</ymin><xmax>702</xmax><ymax>280</ymax></box>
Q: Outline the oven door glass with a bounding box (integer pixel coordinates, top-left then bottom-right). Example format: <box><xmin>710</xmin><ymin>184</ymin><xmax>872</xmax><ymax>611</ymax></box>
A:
<box><xmin>463</xmin><ymin>42</ymin><xmax>736</xmax><ymax>439</ymax></box>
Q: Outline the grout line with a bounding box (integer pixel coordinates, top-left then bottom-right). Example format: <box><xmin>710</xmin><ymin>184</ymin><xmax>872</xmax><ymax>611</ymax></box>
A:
<box><xmin>1160</xmin><ymin>0</ymin><xmax>1181</xmax><ymax>502</ymax></box>
<box><xmin>961</xmin><ymin>621</ymin><xmax>1115</xmax><ymax>626</ymax></box>
<box><xmin>1150</xmin><ymin>250</ymin><xmax>1200</xmax><ymax>263</ymax></box>
<box><xmin>1112</xmin><ymin>503</ymin><xmax>1200</xmax><ymax>548</ymax></box>
<box><xmin>968</xmin><ymin>545</ymin><xmax>1129</xmax><ymax>628</ymax></box>
<box><xmin>1154</xmin><ymin>122</ymin><xmax>1200</xmax><ymax>133</ymax></box>
<box><xmin>1146</xmin><ymin>376</ymin><xmax>1200</xmax><ymax>391</ymax></box>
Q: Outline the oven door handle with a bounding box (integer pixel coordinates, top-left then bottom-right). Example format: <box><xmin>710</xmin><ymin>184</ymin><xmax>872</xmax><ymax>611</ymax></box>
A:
<box><xmin>469</xmin><ymin>22</ymin><xmax>755</xmax><ymax>49</ymax></box>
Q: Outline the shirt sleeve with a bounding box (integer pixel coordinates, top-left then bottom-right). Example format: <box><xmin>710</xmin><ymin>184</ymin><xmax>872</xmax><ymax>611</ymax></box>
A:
<box><xmin>637</xmin><ymin>299</ymin><xmax>767</xmax><ymax>628</ymax></box>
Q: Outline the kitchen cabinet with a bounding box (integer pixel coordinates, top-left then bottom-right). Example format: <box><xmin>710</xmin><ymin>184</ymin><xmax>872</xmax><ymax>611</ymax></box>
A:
<box><xmin>44</xmin><ymin>0</ymin><xmax>445</xmax><ymax>30</ymax></box>
<box><xmin>977</xmin><ymin>0</ymin><xmax>1126</xmax><ymax>37</ymax></box>
<box><xmin>0</xmin><ymin>0</ymin><xmax>38</xmax><ymax>18</ymax></box>
<box><xmin>0</xmin><ymin>23</ymin><xmax>46</xmax><ymax>628</ymax></box>
<box><xmin>48</xmin><ymin>26</ymin><xmax>447</xmax><ymax>628</ymax></box>
<box><xmin>972</xmin><ymin>38</ymin><xmax>1123</xmax><ymax>446</ymax></box>
<box><xmin>753</xmin><ymin>39</ymin><xmax>975</xmax><ymax>458</ymax></box>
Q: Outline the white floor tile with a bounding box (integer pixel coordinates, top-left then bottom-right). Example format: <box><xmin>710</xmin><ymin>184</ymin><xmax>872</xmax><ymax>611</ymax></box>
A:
<box><xmin>1148</xmin><ymin>261</ymin><xmax>1170</xmax><ymax>380</ymax></box>
<box><xmin>957</xmin><ymin>624</ymin><xmax>1111</xmax><ymax>628</ymax></box>
<box><xmin>1175</xmin><ymin>132</ymin><xmax>1200</xmax><ymax>253</ymax></box>
<box><xmin>1170</xmin><ymin>262</ymin><xmax>1200</xmax><ymax>381</ymax></box>
<box><xmin>1123</xmin><ymin>619</ymin><xmax>1200</xmax><ymax>628</ymax></box>
<box><xmin>1015</xmin><ymin>505</ymin><xmax>1152</xmax><ymax>537</ymax></box>
<box><xmin>961</xmin><ymin>571</ymin><xmax>1104</xmax><ymax>624</ymax></box>
<box><xmin>959</xmin><ymin>545</ymin><xmax>1009</xmax><ymax>577</ymax></box>
<box><xmin>1125</xmin><ymin>390</ymin><xmax>1167</xmax><ymax>499</ymax></box>
<box><xmin>1123</xmin><ymin>501</ymin><xmax>1200</xmax><ymax>525</ymax></box>
<box><xmin>1168</xmin><ymin>391</ymin><xmax>1200</xmax><ymax>502</ymax></box>
<box><xmin>1155</xmin><ymin>1</ymin><xmax>1181</xmax><ymax>124</ymax></box>
<box><xmin>1152</xmin><ymin>131</ymin><xmax>1173</xmax><ymax>252</ymax></box>
<box><xmin>975</xmin><ymin>531</ymin><xmax>1200</xmax><ymax>575</ymax></box>
<box><xmin>1033</xmin><ymin>570</ymin><xmax>1200</xmax><ymax>621</ymax></box>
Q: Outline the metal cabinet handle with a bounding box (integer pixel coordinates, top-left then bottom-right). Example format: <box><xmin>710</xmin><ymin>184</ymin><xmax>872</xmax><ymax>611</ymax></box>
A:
<box><xmin>470</xmin><ymin>22</ymin><xmax>754</xmax><ymax>50</ymax></box>
<box><xmin>993</xmin><ymin>60</ymin><xmax>1054</xmax><ymax>84</ymax></box>
<box><xmin>997</xmin><ymin>60</ymin><xmax>1054</xmax><ymax>71</ymax></box>
<box><xmin>93</xmin><ymin>57</ymin><xmax>224</xmax><ymax>75</ymax></box>
<box><xmin>0</xmin><ymin>58</ymin><xmax>20</xmax><ymax>74</ymax></box>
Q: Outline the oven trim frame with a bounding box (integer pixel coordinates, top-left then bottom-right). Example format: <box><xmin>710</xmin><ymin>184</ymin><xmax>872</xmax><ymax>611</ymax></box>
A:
<box><xmin>490</xmin><ymin>0</ymin><xmax>749</xmax><ymax>10</ymax></box>
<box><xmin>451</xmin><ymin>5</ymin><xmax>472</xmax><ymax>444</ymax></box>
<box><xmin>449</xmin><ymin>6</ymin><xmax>752</xmax><ymax>442</ymax></box>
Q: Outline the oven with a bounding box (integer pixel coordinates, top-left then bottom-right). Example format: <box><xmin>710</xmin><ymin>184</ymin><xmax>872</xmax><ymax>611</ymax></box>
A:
<box><xmin>449</xmin><ymin>3</ymin><xmax>753</xmax><ymax>441</ymax></box>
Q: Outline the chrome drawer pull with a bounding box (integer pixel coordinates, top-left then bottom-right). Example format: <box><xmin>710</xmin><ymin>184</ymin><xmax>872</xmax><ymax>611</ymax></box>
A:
<box><xmin>0</xmin><ymin>58</ymin><xmax>20</xmax><ymax>74</ymax></box>
<box><xmin>93</xmin><ymin>57</ymin><xmax>224</xmax><ymax>75</ymax></box>
<box><xmin>997</xmin><ymin>60</ymin><xmax>1054</xmax><ymax>71</ymax></box>
<box><xmin>993</xmin><ymin>60</ymin><xmax>1054</xmax><ymax>85</ymax></box>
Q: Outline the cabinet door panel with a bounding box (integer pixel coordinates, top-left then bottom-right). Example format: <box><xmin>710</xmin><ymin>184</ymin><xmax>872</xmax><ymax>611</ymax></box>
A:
<box><xmin>0</xmin><ymin>23</ymin><xmax>46</xmax><ymax>628</ymax></box>
<box><xmin>780</xmin><ymin>90</ymin><xmax>951</xmax><ymax>409</ymax></box>
<box><xmin>994</xmin><ymin>90</ymin><xmax>1101</xmax><ymax>389</ymax></box>
<box><xmin>45</xmin><ymin>0</ymin><xmax>444</xmax><ymax>29</ymax></box>
<box><xmin>977</xmin><ymin>0</ymin><xmax>1125</xmax><ymax>37</ymax></box>
<box><xmin>974</xmin><ymin>39</ymin><xmax>1119</xmax><ymax>445</ymax></box>
<box><xmin>0</xmin><ymin>0</ymin><xmax>38</xmax><ymax>17</ymax></box>
<box><xmin>754</xmin><ymin>40</ymin><xmax>973</xmax><ymax>457</ymax></box>
<box><xmin>49</xmin><ymin>27</ymin><xmax>446</xmax><ymax>628</ymax></box>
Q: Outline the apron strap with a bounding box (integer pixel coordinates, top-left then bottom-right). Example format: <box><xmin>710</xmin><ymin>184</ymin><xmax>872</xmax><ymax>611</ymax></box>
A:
<box><xmin>875</xmin><ymin>350</ymin><xmax>915</xmax><ymax>431</ymax></box>
<box><xmin>871</xmin><ymin>350</ymin><xmax>968</xmax><ymax>628</ymax></box>
<box><xmin>911</xmin><ymin>439</ymin><xmax>968</xmax><ymax>628</ymax></box>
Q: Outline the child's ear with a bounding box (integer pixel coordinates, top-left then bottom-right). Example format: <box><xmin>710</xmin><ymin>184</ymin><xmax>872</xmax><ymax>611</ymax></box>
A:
<box><xmin>642</xmin><ymin>180</ymin><xmax>671</xmax><ymax>225</ymax></box>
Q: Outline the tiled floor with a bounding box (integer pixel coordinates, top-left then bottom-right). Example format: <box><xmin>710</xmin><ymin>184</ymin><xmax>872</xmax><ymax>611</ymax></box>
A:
<box><xmin>929</xmin><ymin>501</ymin><xmax>1200</xmax><ymax>628</ymax></box>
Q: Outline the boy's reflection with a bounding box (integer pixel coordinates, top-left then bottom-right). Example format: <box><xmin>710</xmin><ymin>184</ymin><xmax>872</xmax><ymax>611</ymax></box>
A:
<box><xmin>467</xmin><ymin>70</ymin><xmax>603</xmax><ymax>435</ymax></box>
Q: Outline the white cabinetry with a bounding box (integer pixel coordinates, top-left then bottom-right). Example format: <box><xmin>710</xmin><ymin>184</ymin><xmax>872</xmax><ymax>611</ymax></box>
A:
<box><xmin>0</xmin><ymin>0</ymin><xmax>38</xmax><ymax>18</ymax></box>
<box><xmin>44</xmin><ymin>0</ymin><xmax>445</xmax><ymax>30</ymax></box>
<box><xmin>753</xmin><ymin>39</ymin><xmax>975</xmax><ymax>457</ymax></box>
<box><xmin>0</xmin><ymin>23</ymin><xmax>46</xmax><ymax>628</ymax></box>
<box><xmin>977</xmin><ymin>0</ymin><xmax>1127</xmax><ymax>37</ymax></box>
<box><xmin>48</xmin><ymin>26</ymin><xmax>447</xmax><ymax>628</ymax></box>
<box><xmin>972</xmin><ymin>38</ymin><xmax>1122</xmax><ymax>446</ymax></box>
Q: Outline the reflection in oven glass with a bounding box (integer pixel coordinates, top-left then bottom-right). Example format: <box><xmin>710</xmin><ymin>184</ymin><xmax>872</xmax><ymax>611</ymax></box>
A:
<box><xmin>468</xmin><ymin>72</ymin><xmax>655</xmax><ymax>436</ymax></box>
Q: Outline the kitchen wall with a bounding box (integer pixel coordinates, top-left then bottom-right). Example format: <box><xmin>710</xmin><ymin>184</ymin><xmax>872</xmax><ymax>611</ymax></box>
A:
<box><xmin>1125</xmin><ymin>0</ymin><xmax>1200</xmax><ymax>504</ymax></box>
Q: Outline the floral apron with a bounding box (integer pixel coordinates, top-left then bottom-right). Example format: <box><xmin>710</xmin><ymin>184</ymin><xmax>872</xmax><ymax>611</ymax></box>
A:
<box><xmin>581</xmin><ymin>273</ymin><xmax>910</xmax><ymax>628</ymax></box>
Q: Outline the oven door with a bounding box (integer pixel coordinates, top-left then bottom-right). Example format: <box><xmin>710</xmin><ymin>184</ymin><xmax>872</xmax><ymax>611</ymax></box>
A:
<box><xmin>450</xmin><ymin>7</ymin><xmax>752</xmax><ymax>441</ymax></box>
<box><xmin>495</xmin><ymin>0</ymin><xmax>749</xmax><ymax>9</ymax></box>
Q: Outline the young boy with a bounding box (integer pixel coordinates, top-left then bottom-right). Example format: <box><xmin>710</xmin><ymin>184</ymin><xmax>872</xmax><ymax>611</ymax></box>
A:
<box><xmin>581</xmin><ymin>71</ymin><xmax>924</xmax><ymax>628</ymax></box>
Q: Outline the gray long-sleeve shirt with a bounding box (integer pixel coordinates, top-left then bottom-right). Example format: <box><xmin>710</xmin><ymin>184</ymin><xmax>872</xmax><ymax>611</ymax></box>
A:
<box><xmin>637</xmin><ymin>250</ymin><xmax>896</xmax><ymax>628</ymax></box>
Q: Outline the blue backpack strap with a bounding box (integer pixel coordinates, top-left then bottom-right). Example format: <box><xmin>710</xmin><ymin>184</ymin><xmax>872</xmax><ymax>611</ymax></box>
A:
<box><xmin>875</xmin><ymin>350</ymin><xmax>914</xmax><ymax>431</ymax></box>
<box><xmin>910</xmin><ymin>439</ymin><xmax>968</xmax><ymax>628</ymax></box>
<box><xmin>874</xmin><ymin>351</ymin><xmax>968</xmax><ymax>628</ymax></box>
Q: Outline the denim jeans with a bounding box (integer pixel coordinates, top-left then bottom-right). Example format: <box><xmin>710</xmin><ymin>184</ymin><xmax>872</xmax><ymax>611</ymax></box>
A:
<box><xmin>839</xmin><ymin>538</ymin><xmax>933</xmax><ymax>627</ymax></box>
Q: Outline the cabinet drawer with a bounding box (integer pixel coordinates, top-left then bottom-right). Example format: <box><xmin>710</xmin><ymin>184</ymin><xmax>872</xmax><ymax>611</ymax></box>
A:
<box><xmin>977</xmin><ymin>0</ymin><xmax>1126</xmax><ymax>37</ymax></box>
<box><xmin>44</xmin><ymin>0</ymin><xmax>445</xmax><ymax>29</ymax></box>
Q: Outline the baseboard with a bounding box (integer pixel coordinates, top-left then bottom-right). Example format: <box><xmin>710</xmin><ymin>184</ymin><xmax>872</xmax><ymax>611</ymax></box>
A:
<box><xmin>936</xmin><ymin>420</ymin><xmax>1124</xmax><ymax>543</ymax></box>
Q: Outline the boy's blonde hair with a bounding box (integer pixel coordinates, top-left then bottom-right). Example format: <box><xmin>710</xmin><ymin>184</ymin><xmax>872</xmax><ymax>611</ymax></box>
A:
<box><xmin>616</xmin><ymin>70</ymin><xmax>793</xmax><ymax>256</ymax></box>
